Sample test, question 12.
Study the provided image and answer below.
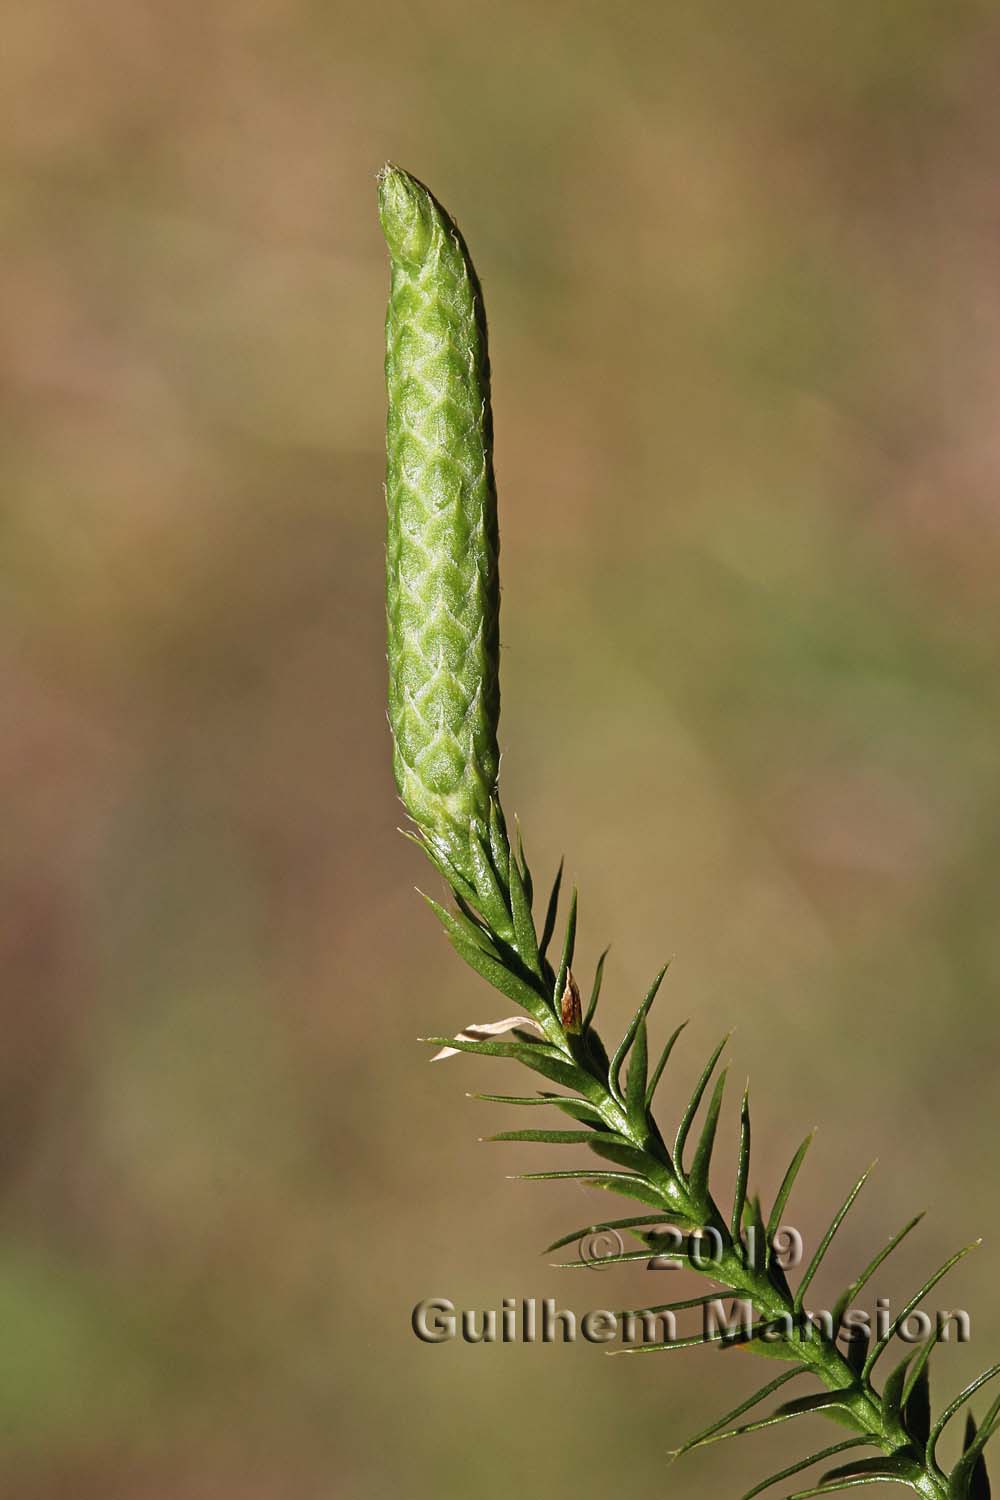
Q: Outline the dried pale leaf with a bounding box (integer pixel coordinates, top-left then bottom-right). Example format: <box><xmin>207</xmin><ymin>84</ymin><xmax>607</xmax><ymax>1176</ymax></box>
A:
<box><xmin>430</xmin><ymin>1015</ymin><xmax>543</xmax><ymax>1061</ymax></box>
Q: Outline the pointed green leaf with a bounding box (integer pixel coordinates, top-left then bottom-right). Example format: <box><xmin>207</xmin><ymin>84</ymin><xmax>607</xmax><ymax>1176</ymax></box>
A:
<box><xmin>731</xmin><ymin>1086</ymin><xmax>751</xmax><ymax>1243</ymax></box>
<box><xmin>512</xmin><ymin>1169</ymin><xmax>652</xmax><ymax>1185</ymax></box>
<box><xmin>831</xmin><ymin>1214</ymin><xmax>925</xmax><ymax>1333</ymax></box>
<box><xmin>583</xmin><ymin>946</ymin><xmax>610</xmax><ymax>1031</ymax></box>
<box><xmin>547</xmin><ymin>1095</ymin><xmax>606</xmax><ymax>1123</ymax></box>
<box><xmin>902</xmin><ymin>1331</ymin><xmax>938</xmax><ymax>1408</ymax></box>
<box><xmin>625</xmin><ymin>1019</ymin><xmax>649</xmax><ymax>1129</ymax></box>
<box><xmin>582</xmin><ymin>1025</ymin><xmax>610</xmax><ymax>1078</ymax></box>
<box><xmin>618</xmin><ymin>1292</ymin><xmax>723</xmax><ymax>1318</ymax></box>
<box><xmin>469</xmin><ymin>830</ymin><xmax>514</xmax><ymax>940</ymax></box>
<box><xmin>927</xmin><ymin>1363</ymin><xmax>1000</xmax><ymax>1470</ymax></box>
<box><xmin>901</xmin><ymin>1338</ymin><xmax>934</xmax><ymax>1447</ymax></box>
<box><xmin>545</xmin><ymin>1214</ymin><xmax>672</xmax><ymax>1255</ymax></box>
<box><xmin>788</xmin><ymin>1481</ymin><xmax>914</xmax><ymax>1497</ymax></box>
<box><xmin>844</xmin><ymin>1326</ymin><xmax>869</xmax><ymax>1379</ymax></box>
<box><xmin>549</xmin><ymin>1247</ymin><xmax>669</xmax><ymax>1269</ymax></box>
<box><xmin>487</xmin><ymin>799</ymin><xmax>509</xmax><ymax>887</ymax></box>
<box><xmin>517</xmin><ymin>840</ymin><xmax>533</xmax><ymax>915</ymax></box>
<box><xmin>625</xmin><ymin>1290</ymin><xmax>719</xmax><ymax>1319</ymax></box>
<box><xmin>975</xmin><ymin>1391</ymin><xmax>1000</xmax><ymax>1445</ymax></box>
<box><xmin>675</xmin><ymin>1367</ymin><xmax>809</xmax><ymax>1456</ymax></box>
<box><xmin>587</xmin><ymin>1136</ymin><xmax>661</xmax><ymax>1178</ymax></box>
<box><xmin>773</xmin><ymin>1389</ymin><xmax>868</xmax><ymax>1436</ymax></box>
<box><xmin>401</xmin><ymin>828</ymin><xmax>478</xmax><ymax>909</ymax></box>
<box><xmin>646</xmin><ymin>1019</ymin><xmax>688</xmax><ymax>1109</ymax></box>
<box><xmin>593</xmin><ymin>1176</ymin><xmax>669</xmax><ymax>1209</ymax></box>
<box><xmin>674</xmin><ymin>1034</ymin><xmax>729</xmax><ymax>1175</ymax></box>
<box><xmin>507</xmin><ymin>849</ymin><xmax>542</xmax><ymax>977</ymax></box>
<box><xmin>515</xmin><ymin>1170</ymin><xmax>664</xmax><ymax>1211</ymax></box>
<box><xmin>767</xmin><ymin>1131</ymin><xmax>814</xmax><ymax>1243</ymax></box>
<box><xmin>739</xmin><ymin>1440</ymin><xmax>870</xmax><ymax>1500</ymax></box>
<box><xmin>452</xmin><ymin>881</ymin><xmax>484</xmax><ymax>917</ymax></box>
<box><xmin>538</xmin><ymin>858</ymin><xmax>563</xmax><ymax>966</ymax></box>
<box><xmin>742</xmin><ymin>1330</ymin><xmax>813</xmax><ymax>1363</ymax></box>
<box><xmin>420</xmin><ymin>894</ymin><xmax>551</xmax><ymax>1023</ymax></box>
<box><xmin>420</xmin><ymin>888</ymin><xmax>499</xmax><ymax>957</ymax></box>
<box><xmin>611</xmin><ymin>1319</ymin><xmax>771</xmax><ymax>1356</ymax></box>
<box><xmin>881</xmin><ymin>1346</ymin><xmax>915</xmax><ymax>1437</ymax></box>
<box><xmin>688</xmin><ymin>1068</ymin><xmax>727</xmax><ymax>1206</ymax></box>
<box><xmin>609</xmin><ymin>965</ymin><xmax>669</xmax><ymax>1102</ymax></box>
<box><xmin>865</xmin><ymin>1241</ymin><xmax>980</xmax><ymax>1381</ymax></box>
<box><xmin>951</xmin><ymin>1408</ymin><xmax>999</xmax><ymax>1499</ymax></box>
<box><xmin>468</xmin><ymin>1092</ymin><xmax>553</xmax><ymax>1105</ymax></box>
<box><xmin>487</xmin><ymin>1129</ymin><xmax>598</xmax><ymax>1145</ymax></box>
<box><xmin>467</xmin><ymin>1092</ymin><xmax>603</xmax><ymax>1124</ymax></box>
<box><xmin>744</xmin><ymin>1192</ymin><xmax>771</xmax><ymax>1273</ymax></box>
<box><xmin>818</xmin><ymin>1455</ymin><xmax>922</xmax><ymax>1485</ymax></box>
<box><xmin>795</xmin><ymin>1164</ymin><xmax>875</xmax><ymax>1313</ymax></box>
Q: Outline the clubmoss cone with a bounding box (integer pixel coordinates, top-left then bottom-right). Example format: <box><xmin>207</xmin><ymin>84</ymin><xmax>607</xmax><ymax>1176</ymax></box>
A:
<box><xmin>379</xmin><ymin>165</ymin><xmax>501</xmax><ymax>882</ymax></box>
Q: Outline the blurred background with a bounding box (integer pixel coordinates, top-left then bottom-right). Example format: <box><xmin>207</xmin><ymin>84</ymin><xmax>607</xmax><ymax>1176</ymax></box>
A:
<box><xmin>3</xmin><ymin>1</ymin><xmax>1000</xmax><ymax>1495</ymax></box>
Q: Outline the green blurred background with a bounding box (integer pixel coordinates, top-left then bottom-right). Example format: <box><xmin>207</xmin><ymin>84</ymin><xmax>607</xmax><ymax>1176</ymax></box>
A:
<box><xmin>3</xmin><ymin>2</ymin><xmax>1000</xmax><ymax>1494</ymax></box>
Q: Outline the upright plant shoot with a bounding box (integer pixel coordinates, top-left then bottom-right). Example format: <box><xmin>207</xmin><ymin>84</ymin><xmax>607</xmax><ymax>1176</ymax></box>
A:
<box><xmin>378</xmin><ymin>163</ymin><xmax>996</xmax><ymax>1500</ymax></box>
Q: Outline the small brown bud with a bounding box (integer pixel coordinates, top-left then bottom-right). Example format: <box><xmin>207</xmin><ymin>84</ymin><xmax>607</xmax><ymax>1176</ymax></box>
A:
<box><xmin>560</xmin><ymin>969</ymin><xmax>583</xmax><ymax>1033</ymax></box>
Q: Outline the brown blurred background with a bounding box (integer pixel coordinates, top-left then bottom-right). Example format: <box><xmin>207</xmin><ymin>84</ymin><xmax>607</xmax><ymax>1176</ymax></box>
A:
<box><xmin>3</xmin><ymin>2</ymin><xmax>1000</xmax><ymax>1495</ymax></box>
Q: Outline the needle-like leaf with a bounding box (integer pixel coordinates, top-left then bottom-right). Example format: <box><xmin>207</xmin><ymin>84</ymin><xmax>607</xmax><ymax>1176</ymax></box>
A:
<box><xmin>739</xmin><ymin>1440</ymin><xmax>870</xmax><ymax>1500</ymax></box>
<box><xmin>815</xmin><ymin>1454</ymin><xmax>922</xmax><ymax>1486</ymax></box>
<box><xmin>925</xmin><ymin>1361</ymin><xmax>1000</xmax><ymax>1471</ymax></box>
<box><xmin>674</xmin><ymin>1034</ymin><xmax>729</xmax><ymax>1175</ymax></box>
<box><xmin>609</xmin><ymin>965</ymin><xmax>669</xmax><ymax>1103</ymax></box>
<box><xmin>624</xmin><ymin>1018</ymin><xmax>649</xmax><ymax>1128</ymax></box>
<box><xmin>951</xmin><ymin>1407</ymin><xmax>1000</xmax><ymax>1497</ymax></box>
<box><xmin>864</xmin><ymin>1241</ymin><xmax>981</xmax><ymax>1381</ymax></box>
<box><xmin>794</xmin><ymin>1164</ymin><xmax>874</xmax><ymax>1313</ymax></box>
<box><xmin>487</xmin><ymin>1129</ymin><xmax>605</xmax><ymax>1145</ymax></box>
<box><xmin>544</xmin><ymin>1214</ymin><xmax>672</xmax><ymax>1255</ymax></box>
<box><xmin>830</xmin><ymin>1213</ymin><xmax>925</xmax><ymax>1333</ymax></box>
<box><xmin>674</xmin><ymin>1367</ymin><xmax>809</xmax><ymax>1456</ymax></box>
<box><xmin>583</xmin><ymin>946</ymin><xmax>610</xmax><ymax>1031</ymax></box>
<box><xmin>539</xmin><ymin>858</ymin><xmax>564</xmax><ymax>966</ymax></box>
<box><xmin>507</xmin><ymin>847</ymin><xmax>542</xmax><ymax>976</ymax></box>
<box><xmin>469</xmin><ymin>830</ymin><xmax>514</xmax><ymax>941</ymax></box>
<box><xmin>688</xmin><ymin>1068</ymin><xmax>728</xmax><ymax>1207</ymax></box>
<box><xmin>731</xmin><ymin>1085</ymin><xmax>751</xmax><ymax>1243</ymax></box>
<box><xmin>645</xmin><ymin>1019</ymin><xmax>688</xmax><ymax>1109</ymax></box>
<box><xmin>767</xmin><ymin>1131</ymin><xmax>814</xmax><ymax>1244</ymax></box>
